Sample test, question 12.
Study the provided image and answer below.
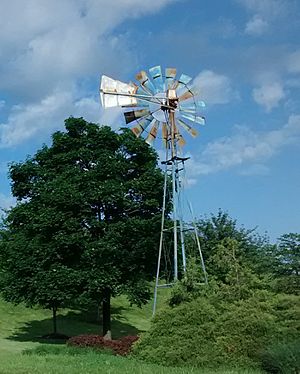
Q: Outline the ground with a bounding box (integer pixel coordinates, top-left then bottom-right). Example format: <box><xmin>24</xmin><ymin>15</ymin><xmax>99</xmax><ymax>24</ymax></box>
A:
<box><xmin>0</xmin><ymin>293</ymin><xmax>263</xmax><ymax>373</ymax></box>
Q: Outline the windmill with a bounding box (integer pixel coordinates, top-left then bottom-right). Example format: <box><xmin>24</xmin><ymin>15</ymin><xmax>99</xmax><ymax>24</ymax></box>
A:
<box><xmin>100</xmin><ymin>66</ymin><xmax>208</xmax><ymax>314</ymax></box>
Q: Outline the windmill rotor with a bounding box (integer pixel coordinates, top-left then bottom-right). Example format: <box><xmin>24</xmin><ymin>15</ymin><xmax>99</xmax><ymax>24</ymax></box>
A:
<box><xmin>100</xmin><ymin>65</ymin><xmax>205</xmax><ymax>149</ymax></box>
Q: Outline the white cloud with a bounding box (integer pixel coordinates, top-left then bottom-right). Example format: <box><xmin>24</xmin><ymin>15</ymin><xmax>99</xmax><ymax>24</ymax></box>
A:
<box><xmin>185</xmin><ymin>114</ymin><xmax>300</xmax><ymax>178</ymax></box>
<box><xmin>236</xmin><ymin>0</ymin><xmax>288</xmax><ymax>19</ymax></box>
<box><xmin>193</xmin><ymin>70</ymin><xmax>236</xmax><ymax>105</ymax></box>
<box><xmin>0</xmin><ymin>91</ymin><xmax>123</xmax><ymax>148</ymax></box>
<box><xmin>0</xmin><ymin>0</ymin><xmax>176</xmax><ymax>100</ymax></box>
<box><xmin>245</xmin><ymin>15</ymin><xmax>269</xmax><ymax>35</ymax></box>
<box><xmin>237</xmin><ymin>0</ymin><xmax>289</xmax><ymax>38</ymax></box>
<box><xmin>0</xmin><ymin>0</ymin><xmax>176</xmax><ymax>147</ymax></box>
<box><xmin>0</xmin><ymin>192</ymin><xmax>15</xmax><ymax>210</ymax></box>
<box><xmin>252</xmin><ymin>82</ymin><xmax>285</xmax><ymax>111</ymax></box>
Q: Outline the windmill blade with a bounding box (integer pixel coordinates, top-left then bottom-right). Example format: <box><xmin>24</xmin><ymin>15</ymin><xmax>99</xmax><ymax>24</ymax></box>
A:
<box><xmin>172</xmin><ymin>122</ymin><xmax>186</xmax><ymax>147</ymax></box>
<box><xmin>124</xmin><ymin>109</ymin><xmax>150</xmax><ymax>124</ymax></box>
<box><xmin>181</xmin><ymin>113</ymin><xmax>205</xmax><ymax>125</ymax></box>
<box><xmin>179</xmin><ymin>108</ymin><xmax>198</xmax><ymax>115</ymax></box>
<box><xmin>149</xmin><ymin>66</ymin><xmax>165</xmax><ymax>93</ymax></box>
<box><xmin>173</xmin><ymin>73</ymin><xmax>192</xmax><ymax>90</ymax></box>
<box><xmin>162</xmin><ymin>122</ymin><xmax>169</xmax><ymax>148</ymax></box>
<box><xmin>136</xmin><ymin>70</ymin><xmax>156</xmax><ymax>94</ymax></box>
<box><xmin>178</xmin><ymin>87</ymin><xmax>198</xmax><ymax>102</ymax></box>
<box><xmin>165</xmin><ymin>68</ymin><xmax>177</xmax><ymax>89</ymax></box>
<box><xmin>176</xmin><ymin>131</ymin><xmax>186</xmax><ymax>147</ymax></box>
<box><xmin>131</xmin><ymin>116</ymin><xmax>153</xmax><ymax>137</ymax></box>
<box><xmin>177</xmin><ymin>134</ymin><xmax>186</xmax><ymax>147</ymax></box>
<box><xmin>179</xmin><ymin>100</ymin><xmax>205</xmax><ymax>111</ymax></box>
<box><xmin>178</xmin><ymin>119</ymin><xmax>198</xmax><ymax>137</ymax></box>
<box><xmin>145</xmin><ymin>120</ymin><xmax>160</xmax><ymax>145</ymax></box>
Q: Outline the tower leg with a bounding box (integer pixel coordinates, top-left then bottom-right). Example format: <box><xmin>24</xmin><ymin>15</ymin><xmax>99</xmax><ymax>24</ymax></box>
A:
<box><xmin>172</xmin><ymin>159</ymin><xmax>178</xmax><ymax>280</ymax></box>
<box><xmin>153</xmin><ymin>149</ymin><xmax>169</xmax><ymax>316</ymax></box>
<box><xmin>188</xmin><ymin>201</ymin><xmax>208</xmax><ymax>284</ymax></box>
<box><xmin>177</xmin><ymin>182</ymin><xmax>187</xmax><ymax>273</ymax></box>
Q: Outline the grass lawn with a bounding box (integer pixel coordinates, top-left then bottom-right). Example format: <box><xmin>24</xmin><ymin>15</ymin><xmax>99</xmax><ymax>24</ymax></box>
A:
<box><xmin>0</xmin><ymin>293</ymin><xmax>263</xmax><ymax>373</ymax></box>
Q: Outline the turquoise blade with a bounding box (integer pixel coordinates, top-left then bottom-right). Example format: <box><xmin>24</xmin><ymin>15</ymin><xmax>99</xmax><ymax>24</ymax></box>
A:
<box><xmin>175</xmin><ymin>73</ymin><xmax>192</xmax><ymax>90</ymax></box>
<box><xmin>181</xmin><ymin>112</ymin><xmax>205</xmax><ymax>125</ymax></box>
<box><xmin>149</xmin><ymin>65</ymin><xmax>165</xmax><ymax>93</ymax></box>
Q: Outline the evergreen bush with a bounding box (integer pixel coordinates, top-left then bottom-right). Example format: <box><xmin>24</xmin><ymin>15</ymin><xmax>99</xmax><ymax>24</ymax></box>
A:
<box><xmin>133</xmin><ymin>288</ymin><xmax>299</xmax><ymax>369</ymax></box>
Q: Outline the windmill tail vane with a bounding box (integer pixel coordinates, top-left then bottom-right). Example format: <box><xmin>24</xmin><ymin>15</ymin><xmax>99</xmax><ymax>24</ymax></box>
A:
<box><xmin>99</xmin><ymin>66</ymin><xmax>208</xmax><ymax>316</ymax></box>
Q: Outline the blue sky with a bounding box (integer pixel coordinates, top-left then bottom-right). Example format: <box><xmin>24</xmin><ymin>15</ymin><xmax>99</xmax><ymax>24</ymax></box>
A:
<box><xmin>0</xmin><ymin>0</ymin><xmax>299</xmax><ymax>241</ymax></box>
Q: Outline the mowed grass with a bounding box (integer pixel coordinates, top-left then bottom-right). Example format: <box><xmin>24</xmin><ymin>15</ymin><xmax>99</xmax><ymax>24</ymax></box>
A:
<box><xmin>0</xmin><ymin>293</ymin><xmax>154</xmax><ymax>353</ymax></box>
<box><xmin>0</xmin><ymin>349</ymin><xmax>263</xmax><ymax>374</ymax></box>
<box><xmin>0</xmin><ymin>292</ymin><xmax>263</xmax><ymax>373</ymax></box>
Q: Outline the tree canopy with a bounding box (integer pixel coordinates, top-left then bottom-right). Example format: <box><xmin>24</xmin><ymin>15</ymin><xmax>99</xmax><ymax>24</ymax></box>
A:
<box><xmin>0</xmin><ymin>117</ymin><xmax>166</xmax><ymax>337</ymax></box>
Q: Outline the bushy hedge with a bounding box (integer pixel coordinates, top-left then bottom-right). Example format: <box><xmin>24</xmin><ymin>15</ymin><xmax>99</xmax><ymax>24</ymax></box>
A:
<box><xmin>67</xmin><ymin>335</ymin><xmax>139</xmax><ymax>356</ymax></box>
<box><xmin>259</xmin><ymin>340</ymin><xmax>300</xmax><ymax>374</ymax></box>
<box><xmin>133</xmin><ymin>288</ymin><xmax>299</xmax><ymax>369</ymax></box>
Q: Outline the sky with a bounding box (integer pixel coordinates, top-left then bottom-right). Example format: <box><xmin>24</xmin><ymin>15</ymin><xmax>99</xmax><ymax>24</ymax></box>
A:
<box><xmin>0</xmin><ymin>0</ymin><xmax>299</xmax><ymax>242</ymax></box>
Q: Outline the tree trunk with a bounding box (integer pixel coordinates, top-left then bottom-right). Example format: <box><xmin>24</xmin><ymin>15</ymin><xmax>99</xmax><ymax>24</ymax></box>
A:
<box><xmin>52</xmin><ymin>305</ymin><xmax>57</xmax><ymax>334</ymax></box>
<box><xmin>102</xmin><ymin>288</ymin><xmax>111</xmax><ymax>340</ymax></box>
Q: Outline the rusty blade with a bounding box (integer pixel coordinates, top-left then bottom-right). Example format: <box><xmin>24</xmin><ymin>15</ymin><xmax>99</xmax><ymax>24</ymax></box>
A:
<box><xmin>178</xmin><ymin>89</ymin><xmax>196</xmax><ymax>102</ymax></box>
<box><xmin>145</xmin><ymin>120</ymin><xmax>159</xmax><ymax>145</ymax></box>
<box><xmin>176</xmin><ymin>132</ymin><xmax>186</xmax><ymax>147</ymax></box>
<box><xmin>178</xmin><ymin>119</ymin><xmax>198</xmax><ymax>138</ymax></box>
<box><xmin>124</xmin><ymin>109</ymin><xmax>150</xmax><ymax>124</ymax></box>
<box><xmin>165</xmin><ymin>67</ymin><xmax>177</xmax><ymax>89</ymax></box>
<box><xmin>131</xmin><ymin>116</ymin><xmax>153</xmax><ymax>137</ymax></box>
<box><xmin>136</xmin><ymin>70</ymin><xmax>156</xmax><ymax>94</ymax></box>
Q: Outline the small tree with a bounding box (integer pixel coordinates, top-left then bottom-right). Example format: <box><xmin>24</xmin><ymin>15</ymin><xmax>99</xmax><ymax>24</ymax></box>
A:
<box><xmin>0</xmin><ymin>117</ymin><xmax>166</xmax><ymax>337</ymax></box>
<box><xmin>189</xmin><ymin>211</ymin><xmax>273</xmax><ymax>282</ymax></box>
<box><xmin>273</xmin><ymin>233</ymin><xmax>300</xmax><ymax>295</ymax></box>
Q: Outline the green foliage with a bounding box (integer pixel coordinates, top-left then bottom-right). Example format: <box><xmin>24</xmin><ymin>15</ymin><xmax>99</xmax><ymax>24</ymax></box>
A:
<box><xmin>0</xmin><ymin>117</ymin><xmax>166</xmax><ymax>331</ymax></box>
<box><xmin>273</xmin><ymin>233</ymin><xmax>300</xmax><ymax>295</ymax></box>
<box><xmin>259</xmin><ymin>340</ymin><xmax>300</xmax><ymax>374</ymax></box>
<box><xmin>133</xmin><ymin>287</ymin><xmax>300</xmax><ymax>369</ymax></box>
<box><xmin>168</xmin><ymin>257</ymin><xmax>214</xmax><ymax>306</ymax></box>
<box><xmin>190</xmin><ymin>211</ymin><xmax>273</xmax><ymax>284</ymax></box>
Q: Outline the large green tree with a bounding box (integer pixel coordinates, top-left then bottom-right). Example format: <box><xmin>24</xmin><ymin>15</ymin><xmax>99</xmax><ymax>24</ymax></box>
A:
<box><xmin>0</xmin><ymin>117</ymin><xmax>165</xmax><ymax>337</ymax></box>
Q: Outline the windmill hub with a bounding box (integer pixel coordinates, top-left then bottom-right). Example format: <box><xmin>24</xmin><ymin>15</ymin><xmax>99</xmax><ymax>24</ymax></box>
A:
<box><xmin>149</xmin><ymin>92</ymin><xmax>170</xmax><ymax>122</ymax></box>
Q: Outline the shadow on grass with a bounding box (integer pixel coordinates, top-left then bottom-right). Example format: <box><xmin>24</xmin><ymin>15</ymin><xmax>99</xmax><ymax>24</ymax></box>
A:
<box><xmin>7</xmin><ymin>306</ymin><xmax>140</xmax><ymax>345</ymax></box>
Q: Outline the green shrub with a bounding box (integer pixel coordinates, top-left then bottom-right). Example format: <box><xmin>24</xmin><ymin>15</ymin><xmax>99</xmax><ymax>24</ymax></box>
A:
<box><xmin>259</xmin><ymin>340</ymin><xmax>300</xmax><ymax>374</ymax></box>
<box><xmin>133</xmin><ymin>288</ymin><xmax>300</xmax><ymax>370</ymax></box>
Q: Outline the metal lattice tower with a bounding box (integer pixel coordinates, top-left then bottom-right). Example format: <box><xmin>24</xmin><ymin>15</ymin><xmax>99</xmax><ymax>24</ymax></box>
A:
<box><xmin>100</xmin><ymin>66</ymin><xmax>208</xmax><ymax>315</ymax></box>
